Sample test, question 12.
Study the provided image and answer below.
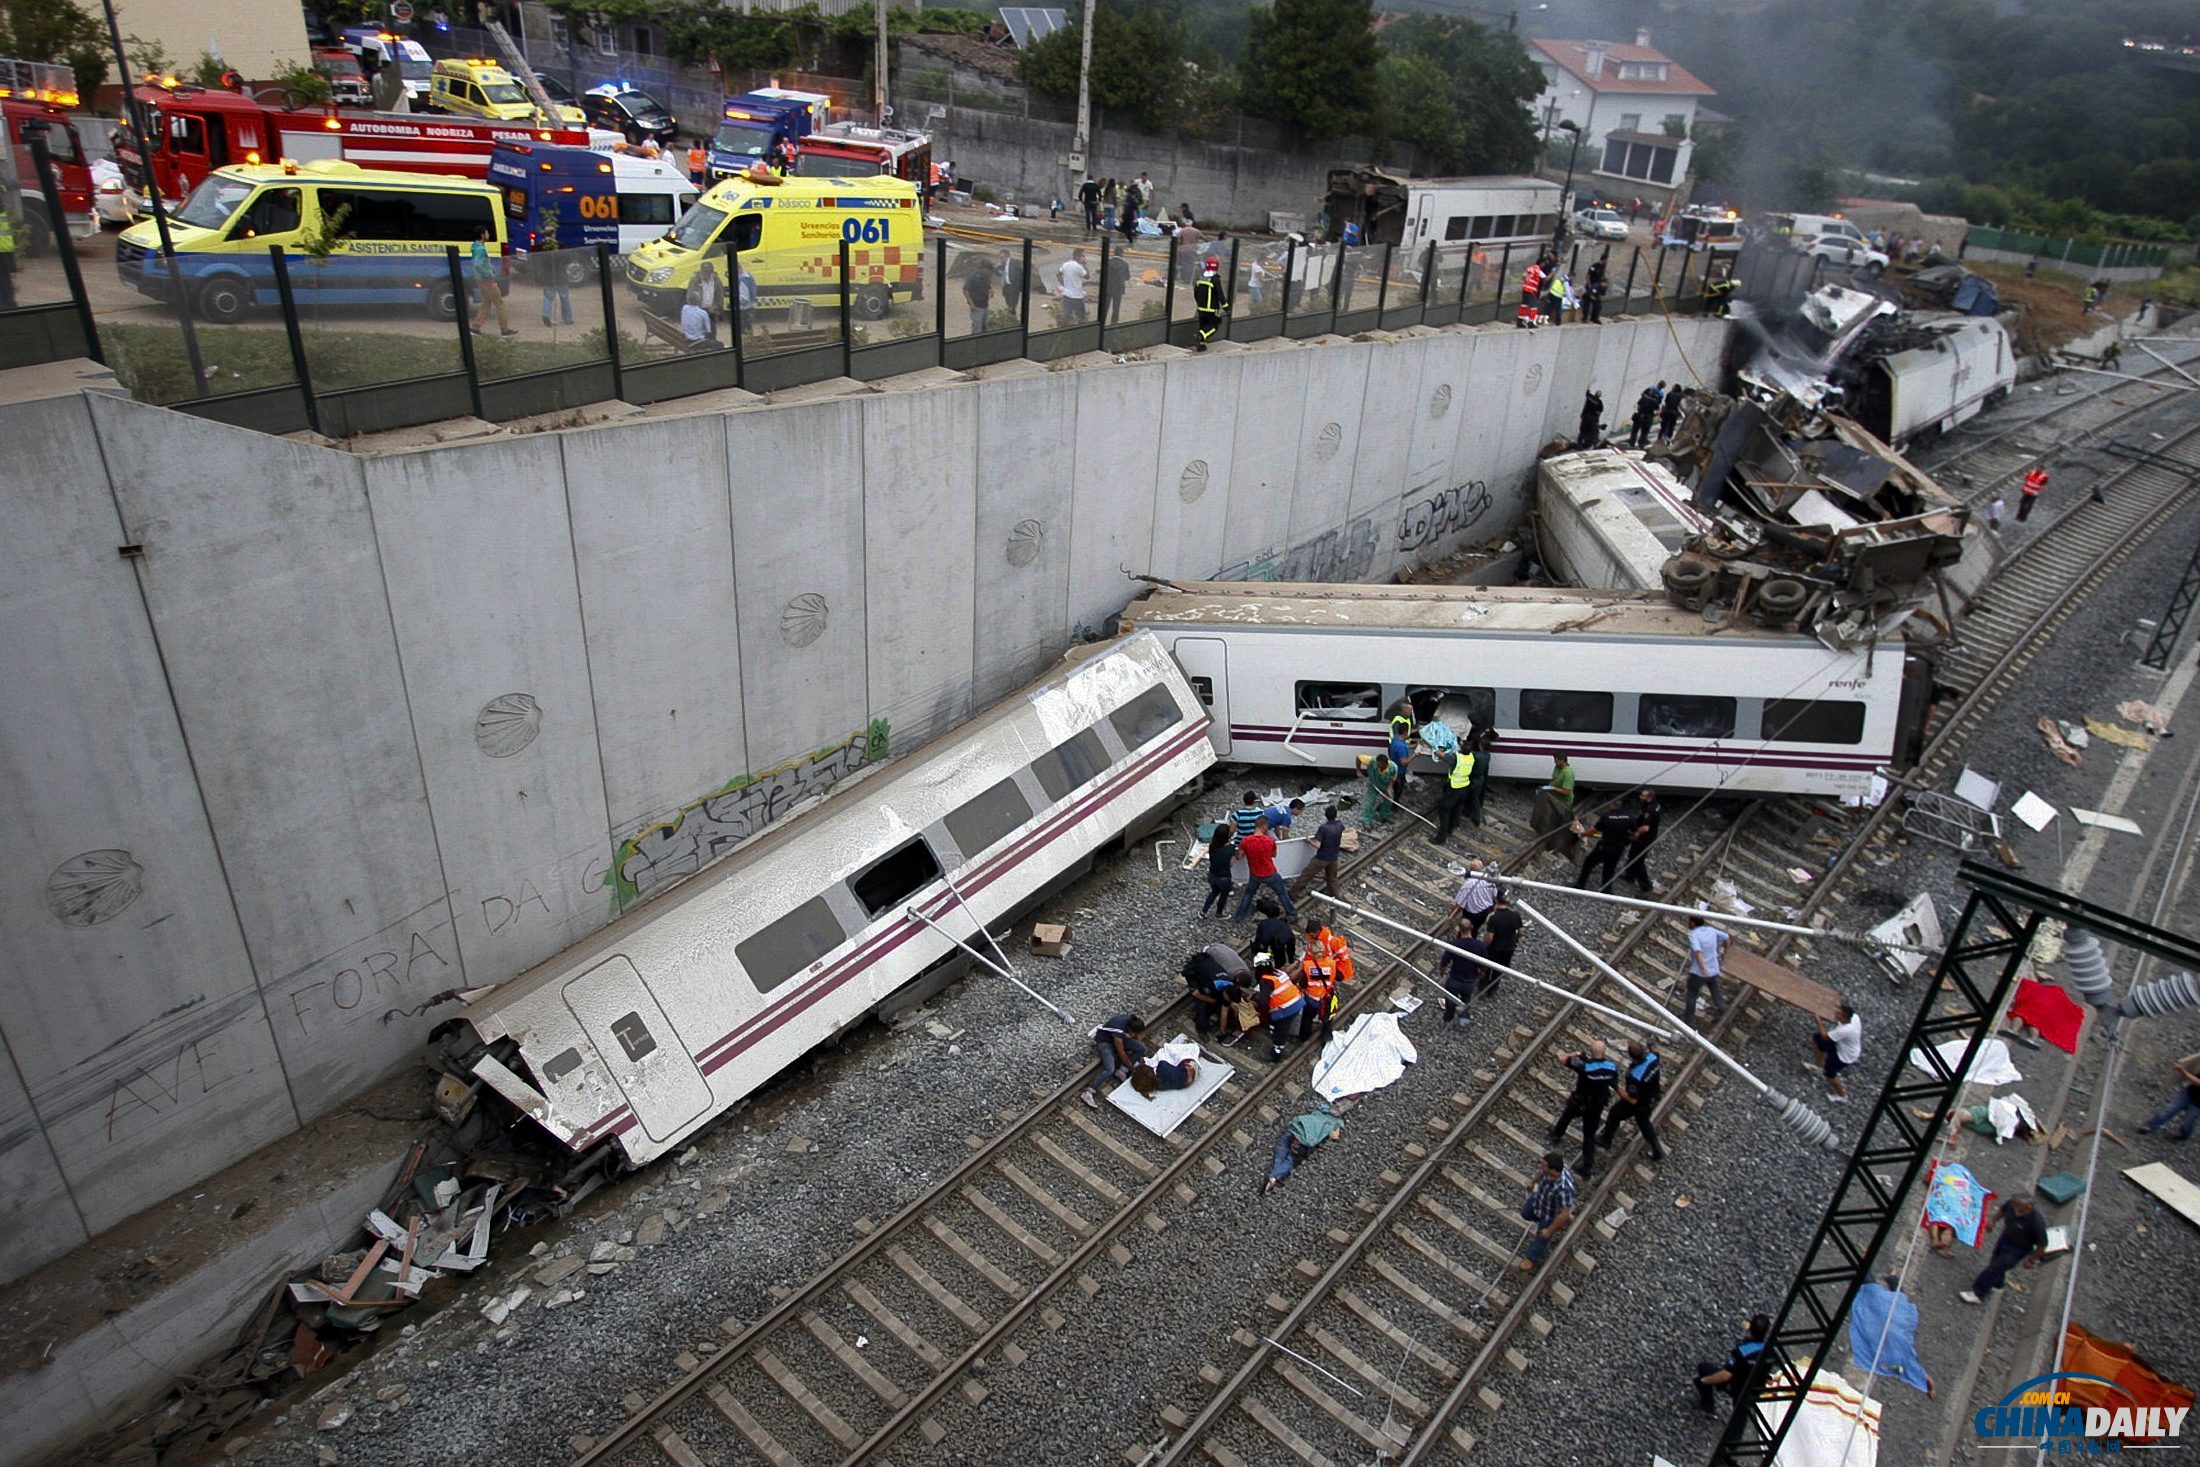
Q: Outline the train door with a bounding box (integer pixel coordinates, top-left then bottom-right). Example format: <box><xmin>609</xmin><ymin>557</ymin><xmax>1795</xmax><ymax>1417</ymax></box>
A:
<box><xmin>1171</xmin><ymin>637</ymin><xmax>1230</xmax><ymax>756</ymax></box>
<box><xmin>561</xmin><ymin>956</ymin><xmax>712</xmax><ymax>1143</ymax></box>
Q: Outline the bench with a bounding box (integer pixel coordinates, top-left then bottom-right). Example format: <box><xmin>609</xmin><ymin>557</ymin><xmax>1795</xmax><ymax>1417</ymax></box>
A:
<box><xmin>641</xmin><ymin>309</ymin><xmax>722</xmax><ymax>353</ymax></box>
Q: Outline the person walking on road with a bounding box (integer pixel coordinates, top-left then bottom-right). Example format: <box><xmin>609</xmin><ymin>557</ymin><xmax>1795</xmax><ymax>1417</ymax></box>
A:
<box><xmin>2138</xmin><ymin>1057</ymin><xmax>2200</xmax><ymax>1139</ymax></box>
<box><xmin>1194</xmin><ymin>254</ymin><xmax>1230</xmax><ymax>351</ymax></box>
<box><xmin>1290</xmin><ymin>804</ymin><xmax>1346</xmax><ymax>901</ymax></box>
<box><xmin>1519</xmin><ymin>1151</ymin><xmax>1576</xmax><ymax>1271</ymax></box>
<box><xmin>1598</xmin><ymin>1039</ymin><xmax>1666</xmax><ymax>1161</ymax></box>
<box><xmin>1958</xmin><ymin>1195</ymin><xmax>2049</xmax><ymax>1304</ymax></box>
<box><xmin>469</xmin><ymin>225</ymin><xmax>515</xmax><ymax>337</ymax></box>
<box><xmin>1081</xmin><ymin>1013</ymin><xmax>1147</xmax><ymax>1107</ymax></box>
<box><xmin>1694</xmin><ymin>1315</ymin><xmax>1772</xmax><ymax>1414</ymax></box>
<box><xmin>1233</xmin><ymin>815</ymin><xmax>1296</xmax><ymax>920</ymax></box>
<box><xmin>1810</xmin><ymin>1001</ymin><xmax>1864</xmax><ymax>1102</ymax></box>
<box><xmin>1551</xmin><ymin>1040</ymin><xmax>1620</xmax><ymax>1177</ymax></box>
<box><xmin>1683</xmin><ymin>908</ymin><xmax>1731</xmax><ymax>1025</ymax></box>
<box><xmin>2018</xmin><ymin>464</ymin><xmax>2049</xmax><ymax>522</ymax></box>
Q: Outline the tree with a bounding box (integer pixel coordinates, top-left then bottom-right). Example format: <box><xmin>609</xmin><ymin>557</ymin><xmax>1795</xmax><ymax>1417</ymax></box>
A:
<box><xmin>0</xmin><ymin>0</ymin><xmax>109</xmax><ymax>95</ymax></box>
<box><xmin>1021</xmin><ymin>2</ymin><xmax>1195</xmax><ymax>134</ymax></box>
<box><xmin>1373</xmin><ymin>14</ymin><xmax>1540</xmax><ymax>175</ymax></box>
<box><xmin>1240</xmin><ymin>0</ymin><xmax>1378</xmax><ymax>142</ymax></box>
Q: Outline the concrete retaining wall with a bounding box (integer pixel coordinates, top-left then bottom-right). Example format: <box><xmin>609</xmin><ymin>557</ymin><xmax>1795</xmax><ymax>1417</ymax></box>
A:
<box><xmin>0</xmin><ymin>314</ymin><xmax>1726</xmax><ymax>1283</ymax></box>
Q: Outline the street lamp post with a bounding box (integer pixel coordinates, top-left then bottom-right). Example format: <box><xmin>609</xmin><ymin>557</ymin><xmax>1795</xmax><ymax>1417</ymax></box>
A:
<box><xmin>1556</xmin><ymin>119</ymin><xmax>1584</xmax><ymax>240</ymax></box>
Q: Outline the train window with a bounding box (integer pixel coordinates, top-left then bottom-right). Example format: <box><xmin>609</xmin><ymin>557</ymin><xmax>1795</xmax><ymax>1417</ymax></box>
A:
<box><xmin>946</xmin><ymin>776</ymin><xmax>1032</xmax><ymax>858</ymax></box>
<box><xmin>1187</xmin><ymin>675</ymin><xmax>1214</xmax><ymax>708</ymax></box>
<box><xmin>1031</xmin><ymin>727</ymin><xmax>1112</xmax><ymax>802</ymax></box>
<box><xmin>1520</xmin><ymin>689</ymin><xmax>1614</xmax><ymax>733</ymax></box>
<box><xmin>541</xmin><ymin>1047</ymin><xmax>583</xmax><ymax>1085</ymax></box>
<box><xmin>1296</xmin><ymin>681</ymin><xmax>1382</xmax><ymax>719</ymax></box>
<box><xmin>1109</xmin><ymin>685</ymin><xmax>1183</xmax><ymax>749</ymax></box>
<box><xmin>736</xmin><ymin>894</ymin><xmax>848</xmax><ymax>994</ymax></box>
<box><xmin>609</xmin><ymin>1011</ymin><xmax>658</xmax><ymax>1062</ymax></box>
<box><xmin>1638</xmin><ymin>693</ymin><xmax>1737</xmax><ymax>739</ymax></box>
<box><xmin>849</xmin><ymin>837</ymin><xmax>943</xmax><ymax>919</ymax></box>
<box><xmin>1409</xmin><ymin>685</ymin><xmax>1495</xmax><ymax>731</ymax></box>
<box><xmin>1761</xmin><ymin>699</ymin><xmax>1868</xmax><ymax>745</ymax></box>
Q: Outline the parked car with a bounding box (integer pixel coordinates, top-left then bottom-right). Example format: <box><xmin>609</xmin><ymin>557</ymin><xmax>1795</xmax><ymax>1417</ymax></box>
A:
<box><xmin>1798</xmin><ymin>232</ymin><xmax>1890</xmax><ymax>274</ymax></box>
<box><xmin>1573</xmin><ymin>206</ymin><xmax>1629</xmax><ymax>241</ymax></box>
<box><xmin>582</xmin><ymin>82</ymin><xmax>678</xmax><ymax>144</ymax></box>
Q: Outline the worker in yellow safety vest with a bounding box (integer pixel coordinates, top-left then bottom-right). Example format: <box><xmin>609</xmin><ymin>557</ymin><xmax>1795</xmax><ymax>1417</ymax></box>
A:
<box><xmin>1433</xmin><ymin>745</ymin><xmax>1476</xmax><ymax>847</ymax></box>
<box><xmin>0</xmin><ymin>205</ymin><xmax>17</xmax><ymax>311</ymax></box>
<box><xmin>1295</xmin><ymin>917</ymin><xmax>1356</xmax><ymax>1041</ymax></box>
<box><xmin>1252</xmin><ymin>956</ymin><xmax>1306</xmax><ymax>1062</ymax></box>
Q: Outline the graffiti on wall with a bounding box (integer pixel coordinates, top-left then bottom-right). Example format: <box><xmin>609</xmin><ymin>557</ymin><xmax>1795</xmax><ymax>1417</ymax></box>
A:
<box><xmin>1213</xmin><ymin>514</ymin><xmax>1380</xmax><ymax>584</ymax></box>
<box><xmin>611</xmin><ymin>719</ymin><xmax>891</xmax><ymax>906</ymax></box>
<box><xmin>1396</xmin><ymin>479</ymin><xmax>1493</xmax><ymax>555</ymax></box>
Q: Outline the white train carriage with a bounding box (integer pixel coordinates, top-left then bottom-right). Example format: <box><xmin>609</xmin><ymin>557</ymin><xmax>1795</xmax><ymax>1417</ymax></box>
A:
<box><xmin>444</xmin><ymin>632</ymin><xmax>1214</xmax><ymax>1168</ymax></box>
<box><xmin>1128</xmin><ymin>583</ymin><xmax>1925</xmax><ymax>799</ymax></box>
<box><xmin>1855</xmin><ymin>316</ymin><xmax>2015</xmax><ymax>447</ymax></box>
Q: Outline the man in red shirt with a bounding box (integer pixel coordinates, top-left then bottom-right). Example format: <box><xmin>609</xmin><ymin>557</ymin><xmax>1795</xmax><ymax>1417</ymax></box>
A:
<box><xmin>2017</xmin><ymin>465</ymin><xmax>2048</xmax><ymax>522</ymax></box>
<box><xmin>1232</xmin><ymin>814</ymin><xmax>1298</xmax><ymax>921</ymax></box>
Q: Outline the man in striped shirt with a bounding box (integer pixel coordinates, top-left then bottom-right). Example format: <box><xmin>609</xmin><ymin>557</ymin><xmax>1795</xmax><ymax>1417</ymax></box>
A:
<box><xmin>1519</xmin><ymin>1151</ymin><xmax>1576</xmax><ymax>1271</ymax></box>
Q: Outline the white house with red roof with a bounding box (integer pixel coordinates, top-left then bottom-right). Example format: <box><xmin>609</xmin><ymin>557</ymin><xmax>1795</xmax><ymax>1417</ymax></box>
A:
<box><xmin>1527</xmin><ymin>30</ymin><xmax>1715</xmax><ymax>196</ymax></box>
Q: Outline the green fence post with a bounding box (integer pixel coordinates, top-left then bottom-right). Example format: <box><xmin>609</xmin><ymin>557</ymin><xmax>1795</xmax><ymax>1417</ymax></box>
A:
<box><xmin>595</xmin><ymin>243</ymin><xmax>625</xmax><ymax>403</ymax></box>
<box><xmin>447</xmin><ymin>246</ymin><xmax>483</xmax><ymax>419</ymax></box>
<box><xmin>267</xmin><ymin>246</ymin><xmax>317</xmax><ymax>433</ymax></box>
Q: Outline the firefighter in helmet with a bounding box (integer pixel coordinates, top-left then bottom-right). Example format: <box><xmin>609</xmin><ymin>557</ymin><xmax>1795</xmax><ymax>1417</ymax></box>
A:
<box><xmin>1193</xmin><ymin>253</ymin><xmax>1229</xmax><ymax>351</ymax></box>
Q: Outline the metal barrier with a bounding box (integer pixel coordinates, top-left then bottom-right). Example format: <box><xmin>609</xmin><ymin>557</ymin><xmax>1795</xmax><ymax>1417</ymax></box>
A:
<box><xmin>1</xmin><ymin>216</ymin><xmax>1733</xmax><ymax>438</ymax></box>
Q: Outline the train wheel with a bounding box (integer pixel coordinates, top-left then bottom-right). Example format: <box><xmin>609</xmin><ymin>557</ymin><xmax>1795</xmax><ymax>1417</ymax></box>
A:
<box><xmin>1661</xmin><ymin>556</ymin><xmax>1715</xmax><ymax>608</ymax></box>
<box><xmin>1757</xmin><ymin>577</ymin><xmax>1809</xmax><ymax>623</ymax></box>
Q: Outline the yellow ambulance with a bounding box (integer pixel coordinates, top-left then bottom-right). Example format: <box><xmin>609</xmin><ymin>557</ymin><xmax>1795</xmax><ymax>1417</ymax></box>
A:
<box><xmin>624</xmin><ymin>168</ymin><xmax>922</xmax><ymax>321</ymax></box>
<box><xmin>428</xmin><ymin>58</ymin><xmax>584</xmax><ymax>126</ymax></box>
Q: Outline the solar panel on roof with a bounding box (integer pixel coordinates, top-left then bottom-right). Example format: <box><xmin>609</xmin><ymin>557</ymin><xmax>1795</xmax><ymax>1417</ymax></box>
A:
<box><xmin>999</xmin><ymin>6</ymin><xmax>1067</xmax><ymax>48</ymax></box>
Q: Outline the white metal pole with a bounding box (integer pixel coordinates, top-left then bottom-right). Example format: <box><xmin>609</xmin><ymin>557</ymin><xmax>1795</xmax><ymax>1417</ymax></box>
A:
<box><xmin>874</xmin><ymin>0</ymin><xmax>888</xmax><ymax>127</ymax></box>
<box><xmin>1064</xmin><ymin>0</ymin><xmax>1094</xmax><ymax>215</ymax></box>
<box><xmin>1498</xmin><ymin>873</ymin><xmax>1941</xmax><ymax>954</ymax></box>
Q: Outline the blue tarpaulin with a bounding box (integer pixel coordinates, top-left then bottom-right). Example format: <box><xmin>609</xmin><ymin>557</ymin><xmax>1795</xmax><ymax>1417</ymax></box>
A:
<box><xmin>1850</xmin><ymin>1282</ymin><xmax>1932</xmax><ymax>1394</ymax></box>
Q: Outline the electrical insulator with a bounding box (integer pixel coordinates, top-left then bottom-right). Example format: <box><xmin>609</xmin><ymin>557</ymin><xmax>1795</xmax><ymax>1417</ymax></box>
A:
<box><xmin>2063</xmin><ymin>929</ymin><xmax>2116</xmax><ymax>1008</ymax></box>
<box><xmin>2120</xmin><ymin>970</ymin><xmax>2200</xmax><ymax>1020</ymax></box>
<box><xmin>1764</xmin><ymin>1088</ymin><xmax>1841</xmax><ymax>1151</ymax></box>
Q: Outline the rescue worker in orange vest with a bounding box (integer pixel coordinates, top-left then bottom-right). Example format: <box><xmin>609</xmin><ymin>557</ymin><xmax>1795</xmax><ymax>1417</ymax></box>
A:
<box><xmin>1296</xmin><ymin>916</ymin><xmax>1356</xmax><ymax>1041</ymax></box>
<box><xmin>1251</xmin><ymin>955</ymin><xmax>1307</xmax><ymax>1062</ymax></box>
<box><xmin>1519</xmin><ymin>258</ymin><xmax>1548</xmax><ymax>329</ymax></box>
<box><xmin>2017</xmin><ymin>464</ymin><xmax>2049</xmax><ymax>522</ymax></box>
<box><xmin>686</xmin><ymin>140</ymin><xmax>707</xmax><ymax>186</ymax></box>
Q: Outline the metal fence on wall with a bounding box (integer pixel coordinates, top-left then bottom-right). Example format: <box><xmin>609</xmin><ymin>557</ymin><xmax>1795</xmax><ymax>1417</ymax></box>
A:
<box><xmin>5</xmin><ymin>138</ymin><xmax>1735</xmax><ymax>440</ymax></box>
<box><xmin>1963</xmin><ymin>226</ymin><xmax>2171</xmax><ymax>271</ymax></box>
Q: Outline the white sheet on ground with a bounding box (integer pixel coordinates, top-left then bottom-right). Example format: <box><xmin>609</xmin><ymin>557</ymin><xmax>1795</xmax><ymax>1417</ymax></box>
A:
<box><xmin>1312</xmin><ymin>1011</ymin><xmax>1418</xmax><ymax>1101</ymax></box>
<box><xmin>1905</xmin><ymin>1036</ymin><xmax>2022</xmax><ymax>1088</ymax></box>
<box><xmin>1106</xmin><ymin>1033</ymin><xmax>1234</xmax><ymax>1138</ymax></box>
<box><xmin>1749</xmin><ymin>1366</ymin><xmax>1881</xmax><ymax>1466</ymax></box>
<box><xmin>1986</xmin><ymin>1092</ymin><xmax>2039</xmax><ymax>1142</ymax></box>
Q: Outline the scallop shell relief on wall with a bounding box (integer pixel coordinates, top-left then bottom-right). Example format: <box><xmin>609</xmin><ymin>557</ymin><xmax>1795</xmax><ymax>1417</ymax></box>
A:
<box><xmin>475</xmin><ymin>693</ymin><xmax>543</xmax><ymax>758</ymax></box>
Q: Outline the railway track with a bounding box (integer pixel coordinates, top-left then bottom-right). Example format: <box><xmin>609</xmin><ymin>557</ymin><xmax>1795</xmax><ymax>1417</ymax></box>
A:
<box><xmin>1142</xmin><ymin>420</ymin><xmax>2200</xmax><ymax>1467</ymax></box>
<box><xmin>568</xmin><ymin>790</ymin><xmax>1486</xmax><ymax>1467</ymax></box>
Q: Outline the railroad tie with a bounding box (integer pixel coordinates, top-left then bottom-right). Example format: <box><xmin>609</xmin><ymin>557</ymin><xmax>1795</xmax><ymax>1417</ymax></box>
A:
<box><xmin>1238</xmin><ymin>1393</ymin><xmax>1342</xmax><ymax>1467</ymax></box>
<box><xmin>1309</xmin><ymin>1325</ymin><xmax>1431</xmax><ymax>1417</ymax></box>
<box><xmin>706</xmin><ymin>1381</ymin><xmax>804</xmax><ymax>1467</ymax></box>
<box><xmin>1414</xmin><ymin>1192</ymin><xmax>1516</xmax><ymax>1266</ymax></box>
<box><xmin>1031</xmin><ymin>1131</ymin><xmax>1130</xmax><ymax>1204</ymax></box>
<box><xmin>651</xmin><ymin>1426</ymin><xmax>709</xmax><ymax>1467</ymax></box>
<box><xmin>1274</xmin><ymin>1359</ymin><xmax>1408</xmax><ymax>1456</ymax></box>
<box><xmin>1199</xmin><ymin>1438</ymin><xmax>1258</xmax><ymax>1467</ymax></box>
<box><xmin>923</xmin><ymin>1215</ymin><xmax>1025</xmax><ymax>1298</ymax></box>
<box><xmin>958</xmin><ymin>1184</ymin><xmax>1065</xmax><ymax>1266</ymax></box>
<box><xmin>1335</xmin><ymin>1285</ymin><xmax>1460</xmax><ymax>1378</ymax></box>
<box><xmin>1463</xmin><ymin>1144</ymin><xmax>1531</xmax><ymax>1190</ymax></box>
<box><xmin>1065</xmin><ymin>1108</ymin><xmax>1164</xmax><ymax>1177</ymax></box>
<box><xmin>885</xmin><ymin>1245</ymin><xmax>989</xmax><ymax>1332</ymax></box>
<box><xmin>801</xmin><ymin>1309</ymin><xmax>909</xmax><ymax>1408</ymax></box>
<box><xmin>992</xmin><ymin>1158</ymin><xmax>1094</xmax><ymax>1236</ymax></box>
<box><xmin>754</xmin><ymin>1348</ymin><xmax>860</xmax><ymax>1449</ymax></box>
<box><xmin>1368</xmin><ymin>1254</ymin><xmax>1489</xmax><ymax>1339</ymax></box>
<box><xmin>842</xmin><ymin>1279</ymin><xmax>946</xmax><ymax>1369</ymax></box>
<box><xmin>1393</xmin><ymin>1225</ymin><xmax>1502</xmax><ymax>1298</ymax></box>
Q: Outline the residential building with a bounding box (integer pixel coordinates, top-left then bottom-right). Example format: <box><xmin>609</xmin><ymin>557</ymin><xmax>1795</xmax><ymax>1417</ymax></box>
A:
<box><xmin>110</xmin><ymin>0</ymin><xmax>310</xmax><ymax>78</ymax></box>
<box><xmin>1527</xmin><ymin>31</ymin><xmax>1715</xmax><ymax>195</ymax></box>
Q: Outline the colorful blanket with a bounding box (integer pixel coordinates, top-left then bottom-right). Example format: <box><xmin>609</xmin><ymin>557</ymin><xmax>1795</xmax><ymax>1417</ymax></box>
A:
<box><xmin>1921</xmin><ymin>1159</ymin><xmax>1994</xmax><ymax>1247</ymax></box>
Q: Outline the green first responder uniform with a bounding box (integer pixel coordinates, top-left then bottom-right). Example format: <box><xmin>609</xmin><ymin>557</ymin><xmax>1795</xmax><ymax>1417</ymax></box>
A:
<box><xmin>1193</xmin><ymin>264</ymin><xmax>1228</xmax><ymax>350</ymax></box>
<box><xmin>0</xmin><ymin>209</ymin><xmax>18</xmax><ymax>311</ymax></box>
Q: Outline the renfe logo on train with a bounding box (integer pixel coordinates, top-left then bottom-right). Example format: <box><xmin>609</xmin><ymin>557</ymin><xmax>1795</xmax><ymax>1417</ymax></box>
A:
<box><xmin>1974</xmin><ymin>1374</ymin><xmax>2190</xmax><ymax>1454</ymax></box>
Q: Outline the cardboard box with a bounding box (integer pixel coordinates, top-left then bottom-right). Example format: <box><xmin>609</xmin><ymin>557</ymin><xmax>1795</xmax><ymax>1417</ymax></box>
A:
<box><xmin>1029</xmin><ymin>923</ymin><xmax>1073</xmax><ymax>958</ymax></box>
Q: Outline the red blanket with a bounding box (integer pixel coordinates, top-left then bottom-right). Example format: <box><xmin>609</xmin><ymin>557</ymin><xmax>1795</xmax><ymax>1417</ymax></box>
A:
<box><xmin>2010</xmin><ymin>979</ymin><xmax>2086</xmax><ymax>1053</ymax></box>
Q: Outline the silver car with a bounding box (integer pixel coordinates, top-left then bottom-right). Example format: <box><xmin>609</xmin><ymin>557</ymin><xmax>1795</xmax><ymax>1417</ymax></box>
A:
<box><xmin>1573</xmin><ymin>207</ymin><xmax>1630</xmax><ymax>241</ymax></box>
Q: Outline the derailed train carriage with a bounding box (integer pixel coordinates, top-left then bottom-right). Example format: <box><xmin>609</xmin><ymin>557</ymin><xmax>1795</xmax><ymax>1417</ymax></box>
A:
<box><xmin>1128</xmin><ymin>582</ymin><xmax>1933</xmax><ymax>800</ymax></box>
<box><xmin>428</xmin><ymin>633</ymin><xmax>1214</xmax><ymax>1186</ymax></box>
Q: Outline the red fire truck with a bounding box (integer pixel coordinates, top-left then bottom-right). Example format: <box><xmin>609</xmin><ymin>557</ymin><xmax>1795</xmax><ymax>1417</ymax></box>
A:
<box><xmin>2</xmin><ymin>58</ymin><xmax>93</xmax><ymax>249</ymax></box>
<box><xmin>113</xmin><ymin>81</ymin><xmax>595</xmax><ymax>203</ymax></box>
<box><xmin>790</xmin><ymin>122</ymin><xmax>931</xmax><ymax>187</ymax></box>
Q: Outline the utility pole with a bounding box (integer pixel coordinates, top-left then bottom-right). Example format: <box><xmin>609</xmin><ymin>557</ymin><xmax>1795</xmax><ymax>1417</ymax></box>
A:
<box><xmin>1061</xmin><ymin>0</ymin><xmax>1094</xmax><ymax>216</ymax></box>
<box><xmin>874</xmin><ymin>0</ymin><xmax>888</xmax><ymax>127</ymax></box>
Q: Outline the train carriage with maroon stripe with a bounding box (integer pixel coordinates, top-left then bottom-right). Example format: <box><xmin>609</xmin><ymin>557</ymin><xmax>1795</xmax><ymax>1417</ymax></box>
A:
<box><xmin>430</xmin><ymin>633</ymin><xmax>1213</xmax><ymax>1178</ymax></box>
<box><xmin>1127</xmin><ymin>581</ymin><xmax>1927</xmax><ymax>799</ymax></box>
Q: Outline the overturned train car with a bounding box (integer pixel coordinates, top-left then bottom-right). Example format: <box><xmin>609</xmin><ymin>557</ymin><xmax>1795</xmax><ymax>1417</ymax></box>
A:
<box><xmin>429</xmin><ymin>633</ymin><xmax>1214</xmax><ymax>1183</ymax></box>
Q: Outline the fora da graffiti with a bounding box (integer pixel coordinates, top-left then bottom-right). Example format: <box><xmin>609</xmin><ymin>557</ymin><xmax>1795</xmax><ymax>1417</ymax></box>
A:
<box><xmin>1214</xmin><ymin>515</ymin><xmax>1380</xmax><ymax>583</ymax></box>
<box><xmin>1397</xmin><ymin>479</ymin><xmax>1492</xmax><ymax>553</ymax></box>
<box><xmin>611</xmin><ymin>720</ymin><xmax>890</xmax><ymax>906</ymax></box>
